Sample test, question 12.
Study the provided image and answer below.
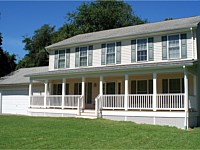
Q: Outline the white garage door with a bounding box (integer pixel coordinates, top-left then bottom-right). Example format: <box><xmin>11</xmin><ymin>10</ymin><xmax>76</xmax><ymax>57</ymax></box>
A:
<box><xmin>2</xmin><ymin>95</ymin><xmax>29</xmax><ymax>115</ymax></box>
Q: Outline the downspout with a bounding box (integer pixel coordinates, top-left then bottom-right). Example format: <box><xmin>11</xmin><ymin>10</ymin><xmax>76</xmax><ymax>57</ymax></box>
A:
<box><xmin>190</xmin><ymin>27</ymin><xmax>194</xmax><ymax>59</ymax></box>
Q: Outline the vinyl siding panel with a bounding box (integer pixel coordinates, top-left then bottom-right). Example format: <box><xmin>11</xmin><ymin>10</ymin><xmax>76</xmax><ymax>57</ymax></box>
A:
<box><xmin>121</xmin><ymin>40</ymin><xmax>131</xmax><ymax>64</ymax></box>
<box><xmin>93</xmin><ymin>44</ymin><xmax>101</xmax><ymax>67</ymax></box>
<box><xmin>49</xmin><ymin>50</ymin><xmax>55</xmax><ymax>71</ymax></box>
<box><xmin>70</xmin><ymin>47</ymin><xmax>75</xmax><ymax>69</ymax></box>
<box><xmin>187</xmin><ymin>32</ymin><xmax>193</xmax><ymax>59</ymax></box>
<box><xmin>48</xmin><ymin>31</ymin><xmax>197</xmax><ymax>71</ymax></box>
<box><xmin>154</xmin><ymin>36</ymin><xmax>162</xmax><ymax>62</ymax></box>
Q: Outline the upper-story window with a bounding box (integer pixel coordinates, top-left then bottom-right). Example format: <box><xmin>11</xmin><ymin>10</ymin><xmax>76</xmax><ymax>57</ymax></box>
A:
<box><xmin>137</xmin><ymin>39</ymin><xmax>147</xmax><ymax>61</ymax></box>
<box><xmin>80</xmin><ymin>47</ymin><xmax>88</xmax><ymax>66</ymax></box>
<box><xmin>58</xmin><ymin>50</ymin><xmax>65</xmax><ymax>68</ymax></box>
<box><xmin>101</xmin><ymin>42</ymin><xmax>121</xmax><ymax>65</ymax></box>
<box><xmin>168</xmin><ymin>35</ymin><xmax>180</xmax><ymax>59</ymax></box>
<box><xmin>131</xmin><ymin>38</ymin><xmax>154</xmax><ymax>63</ymax></box>
<box><xmin>162</xmin><ymin>33</ymin><xmax>187</xmax><ymax>60</ymax></box>
<box><xmin>106</xmin><ymin>43</ymin><xmax>115</xmax><ymax>64</ymax></box>
<box><xmin>75</xmin><ymin>45</ymin><xmax>93</xmax><ymax>67</ymax></box>
<box><xmin>54</xmin><ymin>49</ymin><xmax>70</xmax><ymax>69</ymax></box>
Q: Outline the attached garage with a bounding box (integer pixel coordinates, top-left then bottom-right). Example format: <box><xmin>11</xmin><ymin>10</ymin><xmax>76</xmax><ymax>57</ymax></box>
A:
<box><xmin>0</xmin><ymin>66</ymin><xmax>48</xmax><ymax>115</ymax></box>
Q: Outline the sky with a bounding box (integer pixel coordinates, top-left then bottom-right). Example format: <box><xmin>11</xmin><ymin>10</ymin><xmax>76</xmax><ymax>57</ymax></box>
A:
<box><xmin>0</xmin><ymin>1</ymin><xmax>200</xmax><ymax>61</ymax></box>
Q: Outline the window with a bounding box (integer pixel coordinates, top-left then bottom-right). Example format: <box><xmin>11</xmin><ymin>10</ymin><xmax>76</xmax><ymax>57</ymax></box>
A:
<box><xmin>106</xmin><ymin>43</ymin><xmax>115</xmax><ymax>64</ymax></box>
<box><xmin>162</xmin><ymin>78</ymin><xmax>184</xmax><ymax>93</ymax></box>
<box><xmin>74</xmin><ymin>83</ymin><xmax>82</xmax><ymax>95</ymax></box>
<box><xmin>168</xmin><ymin>35</ymin><xmax>180</xmax><ymax>59</ymax></box>
<box><xmin>53</xmin><ymin>83</ymin><xmax>69</xmax><ymax>95</ymax></box>
<box><xmin>53</xmin><ymin>84</ymin><xmax>62</xmax><ymax>95</ymax></box>
<box><xmin>54</xmin><ymin>49</ymin><xmax>70</xmax><ymax>69</ymax></box>
<box><xmin>80</xmin><ymin>47</ymin><xmax>87</xmax><ymax>66</ymax></box>
<box><xmin>137</xmin><ymin>80</ymin><xmax>147</xmax><ymax>94</ymax></box>
<box><xmin>137</xmin><ymin>39</ymin><xmax>147</xmax><ymax>61</ymax></box>
<box><xmin>58</xmin><ymin>50</ymin><xmax>65</xmax><ymax>68</ymax></box>
<box><xmin>131</xmin><ymin>80</ymin><xmax>152</xmax><ymax>94</ymax></box>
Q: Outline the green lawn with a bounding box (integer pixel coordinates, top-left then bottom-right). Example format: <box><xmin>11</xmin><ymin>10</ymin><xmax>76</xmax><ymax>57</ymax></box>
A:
<box><xmin>0</xmin><ymin>115</ymin><xmax>200</xmax><ymax>149</ymax></box>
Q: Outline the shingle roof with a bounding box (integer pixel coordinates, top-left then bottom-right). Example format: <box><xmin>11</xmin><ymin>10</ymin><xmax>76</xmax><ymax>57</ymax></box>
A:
<box><xmin>46</xmin><ymin>16</ymin><xmax>200</xmax><ymax>50</ymax></box>
<box><xmin>0</xmin><ymin>66</ymin><xmax>48</xmax><ymax>85</ymax></box>
<box><xmin>26</xmin><ymin>60</ymin><xmax>196</xmax><ymax>78</ymax></box>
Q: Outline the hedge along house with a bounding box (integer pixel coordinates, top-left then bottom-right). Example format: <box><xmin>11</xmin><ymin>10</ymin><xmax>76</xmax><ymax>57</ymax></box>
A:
<box><xmin>1</xmin><ymin>16</ymin><xmax>200</xmax><ymax>129</ymax></box>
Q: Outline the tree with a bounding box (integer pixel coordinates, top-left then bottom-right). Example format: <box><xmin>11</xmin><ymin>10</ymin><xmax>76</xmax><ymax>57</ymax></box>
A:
<box><xmin>17</xmin><ymin>0</ymin><xmax>146</xmax><ymax>69</ymax></box>
<box><xmin>0</xmin><ymin>32</ymin><xmax>16</xmax><ymax>77</ymax></box>
<box><xmin>164</xmin><ymin>18</ymin><xmax>173</xmax><ymax>21</ymax></box>
<box><xmin>17</xmin><ymin>24</ymin><xmax>55</xmax><ymax>69</ymax></box>
<box><xmin>66</xmin><ymin>0</ymin><xmax>147</xmax><ymax>34</ymax></box>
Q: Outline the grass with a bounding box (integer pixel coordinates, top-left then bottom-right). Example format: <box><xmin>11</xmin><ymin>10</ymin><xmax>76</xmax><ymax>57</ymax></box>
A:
<box><xmin>0</xmin><ymin>115</ymin><xmax>200</xmax><ymax>149</ymax></box>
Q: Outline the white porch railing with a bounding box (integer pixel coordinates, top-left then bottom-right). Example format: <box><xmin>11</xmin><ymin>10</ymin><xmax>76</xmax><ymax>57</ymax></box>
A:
<box><xmin>30</xmin><ymin>95</ymin><xmax>44</xmax><ymax>107</ymax></box>
<box><xmin>101</xmin><ymin>95</ymin><xmax>125</xmax><ymax>109</ymax></box>
<box><xmin>156</xmin><ymin>93</ymin><xmax>185</xmax><ymax>110</ymax></box>
<box><xmin>64</xmin><ymin>95</ymin><xmax>81</xmax><ymax>108</ymax></box>
<box><xmin>128</xmin><ymin>94</ymin><xmax>153</xmax><ymax>110</ymax></box>
<box><xmin>46</xmin><ymin>95</ymin><xmax>62</xmax><ymax>108</ymax></box>
<box><xmin>95</xmin><ymin>93</ymin><xmax>185</xmax><ymax>113</ymax></box>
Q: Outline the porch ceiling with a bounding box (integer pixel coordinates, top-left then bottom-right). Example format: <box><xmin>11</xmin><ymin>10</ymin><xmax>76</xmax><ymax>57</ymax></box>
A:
<box><xmin>26</xmin><ymin>60</ymin><xmax>196</xmax><ymax>80</ymax></box>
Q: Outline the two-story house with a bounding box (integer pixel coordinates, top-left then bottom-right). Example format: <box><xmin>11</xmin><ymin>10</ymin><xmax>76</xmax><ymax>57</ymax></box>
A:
<box><xmin>0</xmin><ymin>16</ymin><xmax>200</xmax><ymax>129</ymax></box>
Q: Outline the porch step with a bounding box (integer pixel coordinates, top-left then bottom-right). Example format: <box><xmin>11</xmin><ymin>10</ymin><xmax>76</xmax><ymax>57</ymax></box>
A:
<box><xmin>76</xmin><ymin>109</ymin><xmax>97</xmax><ymax>119</ymax></box>
<box><xmin>76</xmin><ymin>115</ymin><xmax>97</xmax><ymax>119</ymax></box>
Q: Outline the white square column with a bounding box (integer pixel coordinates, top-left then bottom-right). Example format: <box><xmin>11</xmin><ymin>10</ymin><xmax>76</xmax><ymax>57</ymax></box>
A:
<box><xmin>62</xmin><ymin>78</ymin><xmax>66</xmax><ymax>109</ymax></box>
<box><xmin>99</xmin><ymin>76</ymin><xmax>103</xmax><ymax>96</ymax></box>
<box><xmin>29</xmin><ymin>80</ymin><xmax>32</xmax><ymax>108</ymax></box>
<box><xmin>82</xmin><ymin>77</ymin><xmax>85</xmax><ymax>109</ymax></box>
<box><xmin>44</xmin><ymin>80</ymin><xmax>48</xmax><ymax>108</ymax></box>
<box><xmin>153</xmin><ymin>73</ymin><xmax>157</xmax><ymax>111</ymax></box>
<box><xmin>124</xmin><ymin>74</ymin><xmax>128</xmax><ymax>111</ymax></box>
<box><xmin>184</xmin><ymin>67</ymin><xmax>189</xmax><ymax>129</ymax></box>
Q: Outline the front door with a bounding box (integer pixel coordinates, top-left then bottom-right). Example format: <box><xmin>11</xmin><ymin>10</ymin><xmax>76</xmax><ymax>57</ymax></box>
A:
<box><xmin>85</xmin><ymin>82</ymin><xmax>93</xmax><ymax>109</ymax></box>
<box><xmin>106</xmin><ymin>82</ymin><xmax>115</xmax><ymax>94</ymax></box>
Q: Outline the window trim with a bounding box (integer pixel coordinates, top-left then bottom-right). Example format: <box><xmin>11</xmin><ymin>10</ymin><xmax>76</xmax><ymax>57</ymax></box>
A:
<box><xmin>166</xmin><ymin>34</ymin><xmax>182</xmax><ymax>60</ymax></box>
<box><xmin>54</xmin><ymin>49</ymin><xmax>70</xmax><ymax>69</ymax></box>
<box><xmin>131</xmin><ymin>80</ymin><xmax>152</xmax><ymax>94</ymax></box>
<box><xmin>162</xmin><ymin>78</ymin><xmax>184</xmax><ymax>94</ymax></box>
<box><xmin>105</xmin><ymin>42</ymin><xmax>116</xmax><ymax>65</ymax></box>
<box><xmin>79</xmin><ymin>46</ymin><xmax>88</xmax><ymax>67</ymax></box>
<box><xmin>136</xmin><ymin>38</ymin><xmax>148</xmax><ymax>62</ymax></box>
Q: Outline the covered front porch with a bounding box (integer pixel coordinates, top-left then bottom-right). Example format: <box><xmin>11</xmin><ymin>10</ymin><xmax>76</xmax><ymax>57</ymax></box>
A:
<box><xmin>28</xmin><ymin>68</ymin><xmax>197</xmax><ymax>115</ymax></box>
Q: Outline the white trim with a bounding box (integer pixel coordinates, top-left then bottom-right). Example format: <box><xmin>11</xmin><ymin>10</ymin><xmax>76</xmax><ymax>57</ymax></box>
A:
<box><xmin>190</xmin><ymin>27</ymin><xmax>194</xmax><ymax>59</ymax></box>
<box><xmin>100</xmin><ymin>76</ymin><xmax>103</xmax><ymax>96</ymax></box>
<box><xmin>124</xmin><ymin>74</ymin><xmax>128</xmax><ymax>111</ymax></box>
<box><xmin>136</xmin><ymin>38</ymin><xmax>148</xmax><ymax>62</ymax></box>
<box><xmin>167</xmin><ymin>33</ymin><xmax>181</xmax><ymax>60</ymax></box>
<box><xmin>105</xmin><ymin>42</ymin><xmax>116</xmax><ymax>65</ymax></box>
<box><xmin>44</xmin><ymin>80</ymin><xmax>48</xmax><ymax>108</ymax></box>
<box><xmin>153</xmin><ymin>73</ymin><xmax>157</xmax><ymax>111</ymax></box>
<box><xmin>79</xmin><ymin>46</ymin><xmax>89</xmax><ymax>67</ymax></box>
<box><xmin>29</xmin><ymin>80</ymin><xmax>32</xmax><ymax>108</ymax></box>
<box><xmin>62</xmin><ymin>78</ymin><xmax>66</xmax><ymax>109</ymax></box>
<box><xmin>184</xmin><ymin>67</ymin><xmax>189</xmax><ymax>129</ymax></box>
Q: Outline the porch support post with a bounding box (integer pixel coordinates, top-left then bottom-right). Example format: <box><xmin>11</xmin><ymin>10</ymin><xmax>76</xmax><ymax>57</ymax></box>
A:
<box><xmin>99</xmin><ymin>75</ymin><xmax>103</xmax><ymax>96</ymax></box>
<box><xmin>28</xmin><ymin>80</ymin><xmax>32</xmax><ymax>108</ymax></box>
<box><xmin>184</xmin><ymin>66</ymin><xmax>189</xmax><ymax>129</ymax></box>
<box><xmin>125</xmin><ymin>74</ymin><xmax>128</xmax><ymax>111</ymax></box>
<box><xmin>153</xmin><ymin>73</ymin><xmax>157</xmax><ymax>111</ymax></box>
<box><xmin>62</xmin><ymin>78</ymin><xmax>66</xmax><ymax>109</ymax></box>
<box><xmin>44</xmin><ymin>79</ymin><xmax>48</xmax><ymax>108</ymax></box>
<box><xmin>82</xmin><ymin>77</ymin><xmax>85</xmax><ymax>110</ymax></box>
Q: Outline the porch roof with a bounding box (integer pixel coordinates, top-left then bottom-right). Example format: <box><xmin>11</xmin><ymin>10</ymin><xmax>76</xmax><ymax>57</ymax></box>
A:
<box><xmin>0</xmin><ymin>66</ymin><xmax>48</xmax><ymax>85</ymax></box>
<box><xmin>46</xmin><ymin>16</ymin><xmax>200</xmax><ymax>50</ymax></box>
<box><xmin>26</xmin><ymin>60</ymin><xmax>196</xmax><ymax>78</ymax></box>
